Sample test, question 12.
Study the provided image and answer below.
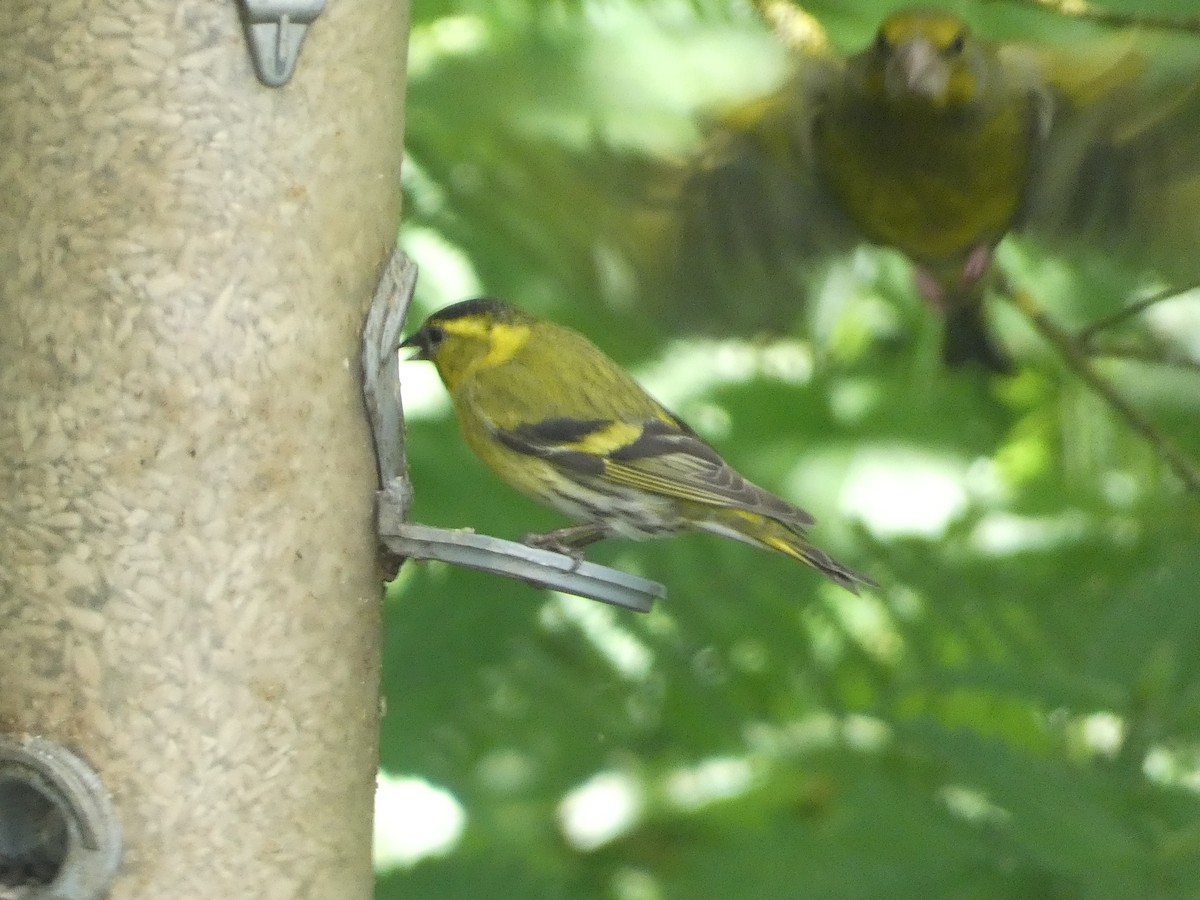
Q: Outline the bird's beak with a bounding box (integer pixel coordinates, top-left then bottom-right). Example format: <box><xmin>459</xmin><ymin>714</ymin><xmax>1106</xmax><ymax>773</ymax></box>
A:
<box><xmin>399</xmin><ymin>330</ymin><xmax>431</xmax><ymax>361</ymax></box>
<box><xmin>887</xmin><ymin>36</ymin><xmax>949</xmax><ymax>102</ymax></box>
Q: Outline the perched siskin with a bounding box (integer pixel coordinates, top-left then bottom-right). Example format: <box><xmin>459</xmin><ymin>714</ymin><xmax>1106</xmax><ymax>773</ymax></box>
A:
<box><xmin>401</xmin><ymin>298</ymin><xmax>875</xmax><ymax>594</ymax></box>
<box><xmin>672</xmin><ymin>7</ymin><xmax>1200</xmax><ymax>371</ymax></box>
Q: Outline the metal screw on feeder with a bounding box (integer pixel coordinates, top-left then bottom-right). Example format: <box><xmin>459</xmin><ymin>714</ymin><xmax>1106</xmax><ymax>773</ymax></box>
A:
<box><xmin>0</xmin><ymin>736</ymin><xmax>120</xmax><ymax>900</ymax></box>
<box><xmin>361</xmin><ymin>250</ymin><xmax>666</xmax><ymax>613</ymax></box>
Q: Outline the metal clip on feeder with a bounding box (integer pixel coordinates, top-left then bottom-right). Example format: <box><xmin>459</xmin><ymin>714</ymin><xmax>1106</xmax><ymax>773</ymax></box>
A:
<box><xmin>361</xmin><ymin>250</ymin><xmax>664</xmax><ymax>613</ymax></box>
<box><xmin>238</xmin><ymin>0</ymin><xmax>326</xmax><ymax>87</ymax></box>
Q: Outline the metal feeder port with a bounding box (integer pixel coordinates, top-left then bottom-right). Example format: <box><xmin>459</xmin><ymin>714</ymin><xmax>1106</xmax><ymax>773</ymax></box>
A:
<box><xmin>0</xmin><ymin>736</ymin><xmax>120</xmax><ymax>900</ymax></box>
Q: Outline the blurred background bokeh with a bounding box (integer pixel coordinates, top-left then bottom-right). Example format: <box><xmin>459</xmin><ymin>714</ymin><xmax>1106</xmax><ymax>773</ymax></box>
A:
<box><xmin>376</xmin><ymin>2</ymin><xmax>1200</xmax><ymax>897</ymax></box>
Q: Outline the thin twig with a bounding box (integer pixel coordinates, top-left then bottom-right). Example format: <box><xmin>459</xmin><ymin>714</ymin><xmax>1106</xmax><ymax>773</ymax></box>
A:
<box><xmin>1078</xmin><ymin>284</ymin><xmax>1200</xmax><ymax>343</ymax></box>
<box><xmin>1086</xmin><ymin>343</ymin><xmax>1200</xmax><ymax>374</ymax></box>
<box><xmin>986</xmin><ymin>0</ymin><xmax>1200</xmax><ymax>35</ymax></box>
<box><xmin>1003</xmin><ymin>280</ymin><xmax>1200</xmax><ymax>495</ymax></box>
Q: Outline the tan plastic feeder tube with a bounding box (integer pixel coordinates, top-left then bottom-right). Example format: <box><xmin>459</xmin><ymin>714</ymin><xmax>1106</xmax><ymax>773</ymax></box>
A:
<box><xmin>0</xmin><ymin>0</ymin><xmax>408</xmax><ymax>897</ymax></box>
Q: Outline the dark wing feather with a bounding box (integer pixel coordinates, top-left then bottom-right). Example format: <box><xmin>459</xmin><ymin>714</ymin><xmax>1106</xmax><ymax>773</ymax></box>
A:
<box><xmin>1018</xmin><ymin>49</ymin><xmax>1200</xmax><ymax>281</ymax></box>
<box><xmin>494</xmin><ymin>417</ymin><xmax>607</xmax><ymax>475</ymax></box>
<box><xmin>494</xmin><ymin>416</ymin><xmax>815</xmax><ymax>528</ymax></box>
<box><xmin>608</xmin><ymin>418</ymin><xmax>719</xmax><ymax>464</ymax></box>
<box><xmin>661</xmin><ymin>67</ymin><xmax>858</xmax><ymax>334</ymax></box>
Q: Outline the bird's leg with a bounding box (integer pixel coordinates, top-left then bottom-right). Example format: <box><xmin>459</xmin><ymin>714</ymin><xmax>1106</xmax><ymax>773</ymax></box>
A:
<box><xmin>522</xmin><ymin>524</ymin><xmax>610</xmax><ymax>570</ymax></box>
<box><xmin>913</xmin><ymin>267</ymin><xmax>948</xmax><ymax>312</ymax></box>
<box><xmin>960</xmin><ymin>244</ymin><xmax>993</xmax><ymax>287</ymax></box>
<box><xmin>913</xmin><ymin>244</ymin><xmax>994</xmax><ymax>314</ymax></box>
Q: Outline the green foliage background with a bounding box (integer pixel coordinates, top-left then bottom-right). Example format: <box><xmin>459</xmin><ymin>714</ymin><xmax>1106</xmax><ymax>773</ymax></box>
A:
<box><xmin>379</xmin><ymin>2</ymin><xmax>1200</xmax><ymax>898</ymax></box>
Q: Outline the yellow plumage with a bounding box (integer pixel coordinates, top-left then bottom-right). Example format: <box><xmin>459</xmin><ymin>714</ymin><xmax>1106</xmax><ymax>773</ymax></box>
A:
<box><xmin>815</xmin><ymin>11</ymin><xmax>1038</xmax><ymax>272</ymax></box>
<box><xmin>401</xmin><ymin>297</ymin><xmax>874</xmax><ymax>594</ymax></box>
<box><xmin>814</xmin><ymin>9</ymin><xmax>1039</xmax><ymax>371</ymax></box>
<box><xmin>668</xmin><ymin>7</ymin><xmax>1200</xmax><ymax>371</ymax></box>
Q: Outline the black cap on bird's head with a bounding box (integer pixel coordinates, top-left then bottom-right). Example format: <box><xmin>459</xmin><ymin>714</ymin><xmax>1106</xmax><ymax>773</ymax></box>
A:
<box><xmin>400</xmin><ymin>297</ymin><xmax>527</xmax><ymax>360</ymax></box>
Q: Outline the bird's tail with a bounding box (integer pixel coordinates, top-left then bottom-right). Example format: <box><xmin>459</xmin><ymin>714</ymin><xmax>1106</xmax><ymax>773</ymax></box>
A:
<box><xmin>941</xmin><ymin>293</ymin><xmax>1014</xmax><ymax>374</ymax></box>
<box><xmin>707</xmin><ymin>510</ymin><xmax>876</xmax><ymax>595</ymax></box>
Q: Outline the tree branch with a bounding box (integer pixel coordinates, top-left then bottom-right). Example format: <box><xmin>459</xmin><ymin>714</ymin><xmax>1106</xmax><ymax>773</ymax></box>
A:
<box><xmin>987</xmin><ymin>0</ymin><xmax>1200</xmax><ymax>35</ymax></box>
<box><xmin>1002</xmin><ymin>279</ymin><xmax>1200</xmax><ymax>495</ymax></box>
<box><xmin>1077</xmin><ymin>284</ymin><xmax>1200</xmax><ymax>343</ymax></box>
<box><xmin>1085</xmin><ymin>343</ymin><xmax>1200</xmax><ymax>374</ymax></box>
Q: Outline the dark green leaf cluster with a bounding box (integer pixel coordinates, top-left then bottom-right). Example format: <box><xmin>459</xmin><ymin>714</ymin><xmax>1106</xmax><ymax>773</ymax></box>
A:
<box><xmin>383</xmin><ymin>2</ymin><xmax>1200</xmax><ymax>898</ymax></box>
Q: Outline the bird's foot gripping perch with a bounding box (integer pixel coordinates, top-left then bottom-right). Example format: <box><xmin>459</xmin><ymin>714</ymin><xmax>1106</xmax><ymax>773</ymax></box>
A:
<box><xmin>520</xmin><ymin>524</ymin><xmax>610</xmax><ymax>571</ymax></box>
<box><xmin>361</xmin><ymin>248</ymin><xmax>664</xmax><ymax>612</ymax></box>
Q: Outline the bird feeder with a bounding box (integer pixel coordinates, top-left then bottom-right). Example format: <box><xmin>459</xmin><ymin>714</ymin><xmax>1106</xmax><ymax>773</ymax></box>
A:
<box><xmin>0</xmin><ymin>0</ymin><xmax>408</xmax><ymax>895</ymax></box>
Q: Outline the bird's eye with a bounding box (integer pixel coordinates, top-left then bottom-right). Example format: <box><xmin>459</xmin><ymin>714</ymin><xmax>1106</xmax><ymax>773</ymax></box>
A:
<box><xmin>947</xmin><ymin>31</ymin><xmax>966</xmax><ymax>54</ymax></box>
<box><xmin>425</xmin><ymin>325</ymin><xmax>445</xmax><ymax>347</ymax></box>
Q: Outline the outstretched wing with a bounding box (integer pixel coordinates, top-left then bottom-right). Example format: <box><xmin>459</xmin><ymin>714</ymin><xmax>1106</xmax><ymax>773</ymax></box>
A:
<box><xmin>1015</xmin><ymin>41</ymin><xmax>1200</xmax><ymax>282</ymax></box>
<box><xmin>660</xmin><ymin>60</ymin><xmax>858</xmax><ymax>333</ymax></box>
<box><xmin>493</xmin><ymin>415</ymin><xmax>815</xmax><ymax>529</ymax></box>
